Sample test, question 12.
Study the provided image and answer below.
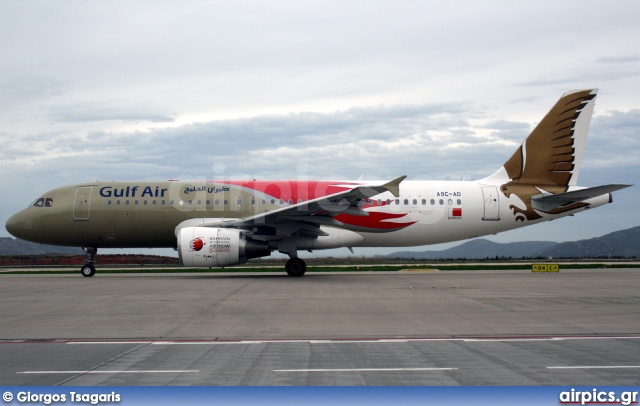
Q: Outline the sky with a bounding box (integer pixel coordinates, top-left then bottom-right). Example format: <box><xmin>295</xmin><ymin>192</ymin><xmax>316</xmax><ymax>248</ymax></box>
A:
<box><xmin>1</xmin><ymin>1</ymin><xmax>639</xmax><ymax>258</ymax></box>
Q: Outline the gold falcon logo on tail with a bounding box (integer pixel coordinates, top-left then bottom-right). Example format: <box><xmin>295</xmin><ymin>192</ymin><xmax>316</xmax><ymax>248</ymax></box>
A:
<box><xmin>499</xmin><ymin>89</ymin><xmax>598</xmax><ymax>221</ymax></box>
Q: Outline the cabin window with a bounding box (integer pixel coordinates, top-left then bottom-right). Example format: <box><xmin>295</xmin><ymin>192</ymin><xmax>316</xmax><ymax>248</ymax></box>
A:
<box><xmin>107</xmin><ymin>200</ymin><xmax>112</xmax><ymax>206</ymax></box>
<box><xmin>413</xmin><ymin>199</ymin><xmax>417</xmax><ymax>205</ymax></box>
<box><xmin>404</xmin><ymin>199</ymin><xmax>409</xmax><ymax>205</ymax></box>
<box><xmin>395</xmin><ymin>199</ymin><xmax>400</xmax><ymax>205</ymax></box>
<box><xmin>457</xmin><ymin>199</ymin><xmax>462</xmax><ymax>205</ymax></box>
<box><xmin>116</xmin><ymin>200</ymin><xmax>121</xmax><ymax>206</ymax></box>
<box><xmin>134</xmin><ymin>200</ymin><xmax>139</xmax><ymax>205</ymax></box>
<box><xmin>430</xmin><ymin>199</ymin><xmax>435</xmax><ymax>205</ymax></box>
<box><xmin>125</xmin><ymin>200</ymin><xmax>130</xmax><ymax>205</ymax></box>
<box><xmin>152</xmin><ymin>200</ymin><xmax>157</xmax><ymax>205</ymax></box>
<box><xmin>439</xmin><ymin>199</ymin><xmax>444</xmax><ymax>205</ymax></box>
<box><xmin>143</xmin><ymin>200</ymin><xmax>148</xmax><ymax>205</ymax></box>
<box><xmin>45</xmin><ymin>198</ymin><xmax>53</xmax><ymax>207</ymax></box>
<box><xmin>422</xmin><ymin>199</ymin><xmax>426</xmax><ymax>205</ymax></box>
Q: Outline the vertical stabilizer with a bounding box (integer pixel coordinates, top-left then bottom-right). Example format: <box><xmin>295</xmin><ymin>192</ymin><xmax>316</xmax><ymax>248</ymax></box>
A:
<box><xmin>566</xmin><ymin>89</ymin><xmax>597</xmax><ymax>185</ymax></box>
<box><xmin>482</xmin><ymin>89</ymin><xmax>599</xmax><ymax>222</ymax></box>
<box><xmin>484</xmin><ymin>89</ymin><xmax>598</xmax><ymax>187</ymax></box>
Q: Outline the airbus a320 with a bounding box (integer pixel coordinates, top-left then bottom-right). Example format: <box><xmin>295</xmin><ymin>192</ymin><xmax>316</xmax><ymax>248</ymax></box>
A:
<box><xmin>5</xmin><ymin>89</ymin><xmax>630</xmax><ymax>277</ymax></box>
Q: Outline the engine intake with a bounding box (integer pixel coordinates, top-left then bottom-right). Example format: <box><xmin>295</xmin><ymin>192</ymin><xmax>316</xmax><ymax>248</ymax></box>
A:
<box><xmin>177</xmin><ymin>227</ymin><xmax>270</xmax><ymax>267</ymax></box>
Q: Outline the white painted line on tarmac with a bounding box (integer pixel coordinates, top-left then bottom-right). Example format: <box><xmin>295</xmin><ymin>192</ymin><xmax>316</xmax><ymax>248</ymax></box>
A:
<box><xmin>67</xmin><ymin>341</ymin><xmax>154</xmax><ymax>345</ymax></box>
<box><xmin>464</xmin><ymin>336</ymin><xmax>640</xmax><ymax>342</ymax></box>
<box><xmin>464</xmin><ymin>338</ymin><xmax>566</xmax><ymax>342</ymax></box>
<box><xmin>63</xmin><ymin>335</ymin><xmax>640</xmax><ymax>346</ymax></box>
<box><xmin>547</xmin><ymin>365</ymin><xmax>640</xmax><ymax>370</ymax></box>
<box><xmin>18</xmin><ymin>370</ymin><xmax>199</xmax><ymax>374</ymax></box>
<box><xmin>274</xmin><ymin>367</ymin><xmax>457</xmax><ymax>372</ymax></box>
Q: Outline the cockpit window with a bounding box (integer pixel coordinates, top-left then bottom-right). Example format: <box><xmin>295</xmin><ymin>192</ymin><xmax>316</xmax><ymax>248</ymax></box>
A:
<box><xmin>31</xmin><ymin>198</ymin><xmax>44</xmax><ymax>207</ymax></box>
<box><xmin>30</xmin><ymin>197</ymin><xmax>53</xmax><ymax>207</ymax></box>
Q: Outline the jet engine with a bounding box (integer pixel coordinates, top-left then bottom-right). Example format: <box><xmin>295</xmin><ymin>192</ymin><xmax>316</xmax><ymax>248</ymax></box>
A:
<box><xmin>177</xmin><ymin>227</ymin><xmax>270</xmax><ymax>267</ymax></box>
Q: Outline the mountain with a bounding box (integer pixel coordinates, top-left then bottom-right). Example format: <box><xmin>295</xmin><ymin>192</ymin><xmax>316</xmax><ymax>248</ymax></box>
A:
<box><xmin>387</xmin><ymin>226</ymin><xmax>640</xmax><ymax>259</ymax></box>
<box><xmin>388</xmin><ymin>239</ymin><xmax>556</xmax><ymax>260</ymax></box>
<box><xmin>0</xmin><ymin>237</ymin><xmax>84</xmax><ymax>255</ymax></box>
<box><xmin>537</xmin><ymin>226</ymin><xmax>640</xmax><ymax>258</ymax></box>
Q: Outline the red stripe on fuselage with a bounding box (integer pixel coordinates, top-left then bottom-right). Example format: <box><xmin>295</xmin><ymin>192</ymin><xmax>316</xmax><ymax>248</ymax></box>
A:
<box><xmin>218</xmin><ymin>180</ymin><xmax>357</xmax><ymax>201</ymax></box>
<box><xmin>335</xmin><ymin>212</ymin><xmax>416</xmax><ymax>230</ymax></box>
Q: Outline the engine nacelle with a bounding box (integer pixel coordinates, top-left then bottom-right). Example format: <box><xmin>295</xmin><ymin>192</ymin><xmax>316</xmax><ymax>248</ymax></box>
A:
<box><xmin>177</xmin><ymin>227</ymin><xmax>270</xmax><ymax>267</ymax></box>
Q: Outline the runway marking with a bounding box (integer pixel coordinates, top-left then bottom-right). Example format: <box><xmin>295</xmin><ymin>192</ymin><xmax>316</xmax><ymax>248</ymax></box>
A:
<box><xmin>273</xmin><ymin>367</ymin><xmax>457</xmax><ymax>372</ymax></box>
<box><xmin>17</xmin><ymin>370</ymin><xmax>199</xmax><ymax>374</ymax></box>
<box><xmin>547</xmin><ymin>366</ymin><xmax>640</xmax><ymax>370</ymax></box>
<box><xmin>63</xmin><ymin>336</ymin><xmax>640</xmax><ymax>346</ymax></box>
<box><xmin>68</xmin><ymin>341</ymin><xmax>154</xmax><ymax>344</ymax></box>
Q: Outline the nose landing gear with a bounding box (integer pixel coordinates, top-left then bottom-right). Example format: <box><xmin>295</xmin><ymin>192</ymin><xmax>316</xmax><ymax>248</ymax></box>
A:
<box><xmin>81</xmin><ymin>247</ymin><xmax>97</xmax><ymax>277</ymax></box>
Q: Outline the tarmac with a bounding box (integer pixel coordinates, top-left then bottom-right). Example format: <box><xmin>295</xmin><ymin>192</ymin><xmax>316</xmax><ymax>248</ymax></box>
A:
<box><xmin>1</xmin><ymin>268</ymin><xmax>639</xmax><ymax>385</ymax></box>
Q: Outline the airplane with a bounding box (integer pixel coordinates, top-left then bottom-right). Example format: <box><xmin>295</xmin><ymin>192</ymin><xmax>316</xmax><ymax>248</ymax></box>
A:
<box><xmin>5</xmin><ymin>89</ymin><xmax>631</xmax><ymax>277</ymax></box>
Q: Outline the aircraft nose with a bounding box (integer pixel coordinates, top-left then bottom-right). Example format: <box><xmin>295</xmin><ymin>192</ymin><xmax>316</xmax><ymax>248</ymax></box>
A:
<box><xmin>5</xmin><ymin>211</ymin><xmax>27</xmax><ymax>239</ymax></box>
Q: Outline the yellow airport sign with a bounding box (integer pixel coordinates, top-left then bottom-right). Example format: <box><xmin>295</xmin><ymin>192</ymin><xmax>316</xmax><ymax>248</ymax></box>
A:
<box><xmin>532</xmin><ymin>263</ymin><xmax>560</xmax><ymax>273</ymax></box>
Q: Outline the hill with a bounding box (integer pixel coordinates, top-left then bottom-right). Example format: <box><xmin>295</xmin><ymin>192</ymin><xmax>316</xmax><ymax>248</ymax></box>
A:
<box><xmin>538</xmin><ymin>226</ymin><xmax>640</xmax><ymax>258</ymax></box>
<box><xmin>0</xmin><ymin>237</ymin><xmax>84</xmax><ymax>255</ymax></box>
<box><xmin>387</xmin><ymin>226</ymin><xmax>640</xmax><ymax>260</ymax></box>
<box><xmin>388</xmin><ymin>239</ymin><xmax>556</xmax><ymax>260</ymax></box>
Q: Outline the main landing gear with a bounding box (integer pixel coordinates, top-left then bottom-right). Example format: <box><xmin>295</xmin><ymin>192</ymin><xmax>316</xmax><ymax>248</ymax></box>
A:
<box><xmin>285</xmin><ymin>257</ymin><xmax>306</xmax><ymax>277</ymax></box>
<box><xmin>81</xmin><ymin>247</ymin><xmax>97</xmax><ymax>277</ymax></box>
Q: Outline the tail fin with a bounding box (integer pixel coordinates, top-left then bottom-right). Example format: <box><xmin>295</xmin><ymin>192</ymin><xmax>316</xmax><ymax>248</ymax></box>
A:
<box><xmin>486</xmin><ymin>89</ymin><xmax>598</xmax><ymax>188</ymax></box>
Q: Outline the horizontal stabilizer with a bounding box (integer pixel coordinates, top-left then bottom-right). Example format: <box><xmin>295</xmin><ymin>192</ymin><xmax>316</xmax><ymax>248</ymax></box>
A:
<box><xmin>531</xmin><ymin>184</ymin><xmax>631</xmax><ymax>211</ymax></box>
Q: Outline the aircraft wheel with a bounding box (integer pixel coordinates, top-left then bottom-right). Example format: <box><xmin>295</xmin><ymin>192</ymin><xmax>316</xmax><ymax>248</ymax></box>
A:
<box><xmin>285</xmin><ymin>258</ymin><xmax>306</xmax><ymax>277</ymax></box>
<box><xmin>81</xmin><ymin>265</ymin><xmax>96</xmax><ymax>277</ymax></box>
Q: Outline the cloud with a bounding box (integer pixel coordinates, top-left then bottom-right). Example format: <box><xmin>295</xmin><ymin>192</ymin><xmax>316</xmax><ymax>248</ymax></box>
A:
<box><xmin>584</xmin><ymin>109</ymin><xmax>640</xmax><ymax>179</ymax></box>
<box><xmin>0</xmin><ymin>75</ymin><xmax>70</xmax><ymax>103</ymax></box>
<box><xmin>596</xmin><ymin>55</ymin><xmax>640</xmax><ymax>64</ymax></box>
<box><xmin>2</xmin><ymin>1</ymin><xmax>640</xmax><ymax>250</ymax></box>
<box><xmin>48</xmin><ymin>102</ymin><xmax>176</xmax><ymax>123</ymax></box>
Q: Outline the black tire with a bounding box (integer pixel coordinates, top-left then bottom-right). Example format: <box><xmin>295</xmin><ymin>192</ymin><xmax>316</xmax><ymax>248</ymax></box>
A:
<box><xmin>81</xmin><ymin>265</ymin><xmax>96</xmax><ymax>277</ymax></box>
<box><xmin>285</xmin><ymin>258</ymin><xmax>306</xmax><ymax>277</ymax></box>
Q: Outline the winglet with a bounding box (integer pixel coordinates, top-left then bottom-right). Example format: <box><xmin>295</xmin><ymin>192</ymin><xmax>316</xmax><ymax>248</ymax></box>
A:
<box><xmin>381</xmin><ymin>175</ymin><xmax>406</xmax><ymax>197</ymax></box>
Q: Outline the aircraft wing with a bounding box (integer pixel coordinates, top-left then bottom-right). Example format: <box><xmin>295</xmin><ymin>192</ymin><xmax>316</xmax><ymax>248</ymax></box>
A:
<box><xmin>531</xmin><ymin>184</ymin><xmax>631</xmax><ymax>212</ymax></box>
<box><xmin>200</xmin><ymin>176</ymin><xmax>406</xmax><ymax>236</ymax></box>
